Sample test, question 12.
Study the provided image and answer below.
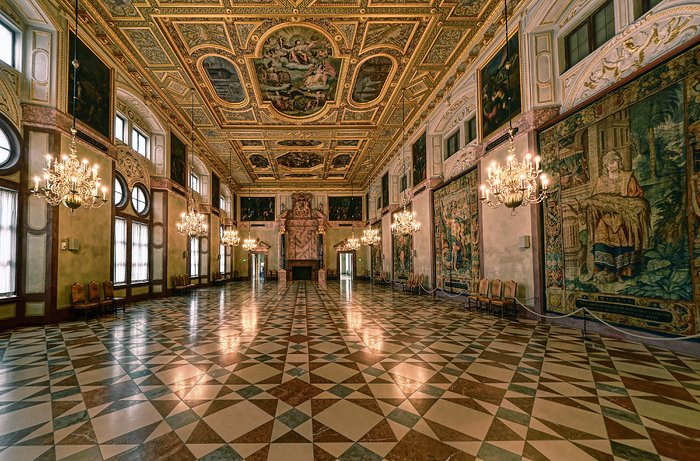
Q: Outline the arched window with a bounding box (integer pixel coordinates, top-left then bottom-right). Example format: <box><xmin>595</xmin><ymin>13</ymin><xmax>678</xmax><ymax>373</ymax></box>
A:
<box><xmin>131</xmin><ymin>184</ymin><xmax>150</xmax><ymax>216</ymax></box>
<box><xmin>0</xmin><ymin>119</ymin><xmax>19</xmax><ymax>298</ymax></box>
<box><xmin>0</xmin><ymin>118</ymin><xmax>19</xmax><ymax>171</ymax></box>
<box><xmin>114</xmin><ymin>174</ymin><xmax>127</xmax><ymax>209</ymax></box>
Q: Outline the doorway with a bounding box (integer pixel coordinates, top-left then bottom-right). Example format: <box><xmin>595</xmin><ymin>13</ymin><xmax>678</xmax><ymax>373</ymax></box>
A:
<box><xmin>339</xmin><ymin>252</ymin><xmax>354</xmax><ymax>280</ymax></box>
<box><xmin>249</xmin><ymin>253</ymin><xmax>266</xmax><ymax>281</ymax></box>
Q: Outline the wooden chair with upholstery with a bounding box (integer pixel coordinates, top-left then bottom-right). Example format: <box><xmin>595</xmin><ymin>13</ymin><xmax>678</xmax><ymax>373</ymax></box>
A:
<box><xmin>491</xmin><ymin>280</ymin><xmax>518</xmax><ymax>319</ymax></box>
<box><xmin>87</xmin><ymin>281</ymin><xmax>112</xmax><ymax>314</ymax></box>
<box><xmin>71</xmin><ymin>283</ymin><xmax>99</xmax><ymax>318</ymax></box>
<box><xmin>483</xmin><ymin>279</ymin><xmax>503</xmax><ymax>314</ymax></box>
<box><xmin>103</xmin><ymin>280</ymin><xmax>126</xmax><ymax>313</ymax></box>
<box><xmin>468</xmin><ymin>278</ymin><xmax>489</xmax><ymax>310</ymax></box>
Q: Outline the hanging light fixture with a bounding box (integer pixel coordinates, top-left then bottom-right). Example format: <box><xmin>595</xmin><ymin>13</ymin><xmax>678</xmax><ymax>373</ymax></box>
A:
<box><xmin>177</xmin><ymin>89</ymin><xmax>208</xmax><ymax>237</ymax></box>
<box><xmin>345</xmin><ymin>182</ymin><xmax>361</xmax><ymax>251</ymax></box>
<box><xmin>31</xmin><ymin>0</ymin><xmax>107</xmax><ymax>214</ymax></box>
<box><xmin>391</xmin><ymin>90</ymin><xmax>420</xmax><ymax>236</ymax></box>
<box><xmin>480</xmin><ymin>0</ymin><xmax>549</xmax><ymax>213</ymax></box>
<box><xmin>241</xmin><ymin>183</ymin><xmax>257</xmax><ymax>251</ymax></box>
<box><xmin>361</xmin><ymin>151</ymin><xmax>381</xmax><ymax>246</ymax></box>
<box><xmin>221</xmin><ymin>153</ymin><xmax>240</xmax><ymax>247</ymax></box>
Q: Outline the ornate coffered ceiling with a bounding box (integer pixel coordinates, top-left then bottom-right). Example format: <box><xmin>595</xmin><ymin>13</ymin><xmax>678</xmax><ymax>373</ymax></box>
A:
<box><xmin>75</xmin><ymin>0</ymin><xmax>506</xmax><ymax>190</ymax></box>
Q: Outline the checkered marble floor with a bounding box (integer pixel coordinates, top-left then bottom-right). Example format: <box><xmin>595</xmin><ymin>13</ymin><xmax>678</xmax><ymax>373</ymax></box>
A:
<box><xmin>1</xmin><ymin>281</ymin><xmax>699</xmax><ymax>461</ymax></box>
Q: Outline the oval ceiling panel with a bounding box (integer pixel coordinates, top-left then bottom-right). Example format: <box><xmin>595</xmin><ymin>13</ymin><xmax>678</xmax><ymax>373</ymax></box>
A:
<box><xmin>352</xmin><ymin>56</ymin><xmax>393</xmax><ymax>105</ymax></box>
<box><xmin>202</xmin><ymin>56</ymin><xmax>246</xmax><ymax>104</ymax></box>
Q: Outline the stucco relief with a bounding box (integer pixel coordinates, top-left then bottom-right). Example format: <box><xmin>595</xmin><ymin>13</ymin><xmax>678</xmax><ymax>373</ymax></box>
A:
<box><xmin>562</xmin><ymin>7</ymin><xmax>700</xmax><ymax>111</ymax></box>
<box><xmin>116</xmin><ymin>147</ymin><xmax>151</xmax><ymax>190</ymax></box>
<box><xmin>0</xmin><ymin>67</ymin><xmax>21</xmax><ymax>130</ymax></box>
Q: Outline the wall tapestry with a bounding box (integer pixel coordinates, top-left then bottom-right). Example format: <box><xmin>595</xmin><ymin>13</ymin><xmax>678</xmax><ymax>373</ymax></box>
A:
<box><xmin>329</xmin><ymin>196</ymin><xmax>362</xmax><ymax>221</ymax></box>
<box><xmin>212</xmin><ymin>173</ymin><xmax>220</xmax><ymax>209</ymax></box>
<box><xmin>433</xmin><ymin>169</ymin><xmax>480</xmax><ymax>292</ymax></box>
<box><xmin>170</xmin><ymin>132</ymin><xmax>187</xmax><ymax>188</ymax></box>
<box><xmin>381</xmin><ymin>172</ymin><xmax>389</xmax><ymax>209</ymax></box>
<box><xmin>69</xmin><ymin>32</ymin><xmax>111</xmax><ymax>139</ymax></box>
<box><xmin>480</xmin><ymin>31</ymin><xmax>520</xmax><ymax>140</ymax></box>
<box><xmin>539</xmin><ymin>42</ymin><xmax>700</xmax><ymax>336</ymax></box>
<box><xmin>253</xmin><ymin>25</ymin><xmax>342</xmax><ymax>118</ymax></box>
<box><xmin>371</xmin><ymin>224</ymin><xmax>382</xmax><ymax>277</ymax></box>
<box><xmin>241</xmin><ymin>196</ymin><xmax>276</xmax><ymax>221</ymax></box>
<box><xmin>412</xmin><ymin>132</ymin><xmax>427</xmax><ymax>186</ymax></box>
<box><xmin>393</xmin><ymin>205</ymin><xmax>413</xmax><ymax>281</ymax></box>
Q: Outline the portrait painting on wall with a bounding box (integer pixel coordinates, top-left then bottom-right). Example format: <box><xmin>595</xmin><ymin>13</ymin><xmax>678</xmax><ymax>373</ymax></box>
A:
<box><xmin>253</xmin><ymin>25</ymin><xmax>342</xmax><ymax>118</ymax></box>
<box><xmin>329</xmin><ymin>196</ymin><xmax>362</xmax><ymax>221</ymax></box>
<box><xmin>433</xmin><ymin>168</ymin><xmax>480</xmax><ymax>292</ymax></box>
<box><xmin>233</xmin><ymin>193</ymin><xmax>238</xmax><ymax>221</ymax></box>
<box><xmin>241</xmin><ymin>196</ymin><xmax>276</xmax><ymax>221</ymax></box>
<box><xmin>393</xmin><ymin>206</ymin><xmax>413</xmax><ymax>281</ymax></box>
<box><xmin>539</xmin><ymin>42</ymin><xmax>700</xmax><ymax>336</ymax></box>
<box><xmin>412</xmin><ymin>132</ymin><xmax>427</xmax><ymax>187</ymax></box>
<box><xmin>69</xmin><ymin>32</ymin><xmax>112</xmax><ymax>139</ymax></box>
<box><xmin>212</xmin><ymin>173</ymin><xmax>220</xmax><ymax>209</ymax></box>
<box><xmin>170</xmin><ymin>132</ymin><xmax>187</xmax><ymax>188</ymax></box>
<box><xmin>381</xmin><ymin>172</ymin><xmax>389</xmax><ymax>209</ymax></box>
<box><xmin>479</xmin><ymin>31</ymin><xmax>521</xmax><ymax>140</ymax></box>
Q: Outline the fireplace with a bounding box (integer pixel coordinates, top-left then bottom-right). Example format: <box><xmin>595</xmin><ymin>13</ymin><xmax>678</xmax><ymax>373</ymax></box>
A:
<box><xmin>287</xmin><ymin>260</ymin><xmax>319</xmax><ymax>281</ymax></box>
<box><xmin>292</xmin><ymin>266</ymin><xmax>312</xmax><ymax>280</ymax></box>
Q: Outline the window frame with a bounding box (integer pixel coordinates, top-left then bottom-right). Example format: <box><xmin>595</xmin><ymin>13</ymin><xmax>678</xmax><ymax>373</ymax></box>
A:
<box><xmin>114</xmin><ymin>173</ymin><xmax>128</xmax><ymax>210</ymax></box>
<box><xmin>0</xmin><ymin>185</ymin><xmax>18</xmax><ymax>299</ymax></box>
<box><xmin>131</xmin><ymin>184</ymin><xmax>150</xmax><ymax>216</ymax></box>
<box><xmin>190</xmin><ymin>237</ymin><xmax>200</xmax><ymax>278</ymax></box>
<box><xmin>0</xmin><ymin>116</ymin><xmax>20</xmax><ymax>173</ymax></box>
<box><xmin>130</xmin><ymin>126</ymin><xmax>150</xmax><ymax>158</ymax></box>
<box><xmin>190</xmin><ymin>173</ymin><xmax>200</xmax><ymax>195</ymax></box>
<box><xmin>634</xmin><ymin>0</ymin><xmax>662</xmax><ymax>19</ymax></box>
<box><xmin>130</xmin><ymin>221</ymin><xmax>150</xmax><ymax>284</ymax></box>
<box><xmin>219</xmin><ymin>226</ymin><xmax>226</xmax><ymax>275</ymax></box>
<box><xmin>114</xmin><ymin>113</ymin><xmax>127</xmax><ymax>143</ymax></box>
<box><xmin>113</xmin><ymin>217</ymin><xmax>127</xmax><ymax>286</ymax></box>
<box><xmin>444</xmin><ymin>129</ymin><xmax>460</xmax><ymax>160</ymax></box>
<box><xmin>564</xmin><ymin>0</ymin><xmax>616</xmax><ymax>71</ymax></box>
<box><xmin>0</xmin><ymin>19</ymin><xmax>17</xmax><ymax>69</ymax></box>
<box><xmin>466</xmin><ymin>116</ymin><xmax>477</xmax><ymax>144</ymax></box>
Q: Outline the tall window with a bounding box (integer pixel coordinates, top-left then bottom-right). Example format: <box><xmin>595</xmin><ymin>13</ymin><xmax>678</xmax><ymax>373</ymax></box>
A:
<box><xmin>565</xmin><ymin>0</ymin><xmax>615</xmax><ymax>70</ymax></box>
<box><xmin>115</xmin><ymin>115</ymin><xmax>126</xmax><ymax>143</ymax></box>
<box><xmin>0</xmin><ymin>21</ymin><xmax>15</xmax><ymax>67</ymax></box>
<box><xmin>466</xmin><ymin>116</ymin><xmax>477</xmax><ymax>143</ymax></box>
<box><xmin>131</xmin><ymin>222</ymin><xmax>149</xmax><ymax>282</ymax></box>
<box><xmin>0</xmin><ymin>187</ymin><xmax>17</xmax><ymax>297</ymax></box>
<box><xmin>445</xmin><ymin>130</ymin><xmax>460</xmax><ymax>160</ymax></box>
<box><xmin>191</xmin><ymin>174</ymin><xmax>200</xmax><ymax>194</ymax></box>
<box><xmin>219</xmin><ymin>226</ymin><xmax>226</xmax><ymax>274</ymax></box>
<box><xmin>190</xmin><ymin>238</ymin><xmax>200</xmax><ymax>277</ymax></box>
<box><xmin>131</xmin><ymin>127</ymin><xmax>149</xmax><ymax>158</ymax></box>
<box><xmin>114</xmin><ymin>217</ymin><xmax>127</xmax><ymax>284</ymax></box>
<box><xmin>220</xmin><ymin>195</ymin><xmax>226</xmax><ymax>212</ymax></box>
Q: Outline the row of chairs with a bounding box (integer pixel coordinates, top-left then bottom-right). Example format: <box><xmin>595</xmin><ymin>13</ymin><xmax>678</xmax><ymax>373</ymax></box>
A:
<box><xmin>173</xmin><ymin>274</ymin><xmax>196</xmax><ymax>293</ymax></box>
<box><xmin>402</xmin><ymin>273</ymin><xmax>426</xmax><ymax>294</ymax></box>
<box><xmin>468</xmin><ymin>278</ymin><xmax>518</xmax><ymax>318</ymax></box>
<box><xmin>71</xmin><ymin>281</ymin><xmax>126</xmax><ymax>317</ymax></box>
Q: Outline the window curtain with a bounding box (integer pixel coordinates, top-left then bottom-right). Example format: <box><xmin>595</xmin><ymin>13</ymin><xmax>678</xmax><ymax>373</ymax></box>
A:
<box><xmin>114</xmin><ymin>218</ymin><xmax>127</xmax><ymax>284</ymax></box>
<box><xmin>131</xmin><ymin>222</ymin><xmax>149</xmax><ymax>282</ymax></box>
<box><xmin>0</xmin><ymin>188</ymin><xmax>17</xmax><ymax>297</ymax></box>
<box><xmin>190</xmin><ymin>238</ymin><xmax>200</xmax><ymax>277</ymax></box>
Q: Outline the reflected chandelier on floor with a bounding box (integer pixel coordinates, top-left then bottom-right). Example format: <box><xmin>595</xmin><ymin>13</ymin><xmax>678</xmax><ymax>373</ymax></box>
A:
<box><xmin>32</xmin><ymin>0</ymin><xmax>107</xmax><ymax>214</ymax></box>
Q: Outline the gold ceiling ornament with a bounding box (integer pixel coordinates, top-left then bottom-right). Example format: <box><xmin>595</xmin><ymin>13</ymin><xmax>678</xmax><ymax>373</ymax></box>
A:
<box><xmin>177</xmin><ymin>89</ymin><xmax>208</xmax><ymax>238</ymax></box>
<box><xmin>391</xmin><ymin>90</ymin><xmax>420</xmax><ymax>237</ymax></box>
<box><xmin>479</xmin><ymin>0</ymin><xmax>549</xmax><ymax>214</ymax></box>
<box><xmin>221</xmin><ymin>153</ymin><xmax>240</xmax><ymax>247</ymax></box>
<box><xmin>32</xmin><ymin>0</ymin><xmax>108</xmax><ymax>215</ymax></box>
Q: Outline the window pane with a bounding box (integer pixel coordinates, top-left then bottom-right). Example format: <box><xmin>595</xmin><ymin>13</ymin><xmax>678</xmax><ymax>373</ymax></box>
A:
<box><xmin>114</xmin><ymin>217</ymin><xmax>127</xmax><ymax>284</ymax></box>
<box><xmin>131</xmin><ymin>222</ymin><xmax>149</xmax><ymax>282</ymax></box>
<box><xmin>115</xmin><ymin>116</ymin><xmax>125</xmax><ymax>142</ymax></box>
<box><xmin>191</xmin><ymin>174</ymin><xmax>199</xmax><ymax>194</ymax></box>
<box><xmin>219</xmin><ymin>243</ymin><xmax>225</xmax><ymax>274</ymax></box>
<box><xmin>114</xmin><ymin>177</ymin><xmax>123</xmax><ymax>206</ymax></box>
<box><xmin>593</xmin><ymin>1</ymin><xmax>615</xmax><ymax>49</ymax></box>
<box><xmin>638</xmin><ymin>0</ymin><xmax>662</xmax><ymax>18</ymax></box>
<box><xmin>0</xmin><ymin>23</ymin><xmax>13</xmax><ymax>67</ymax></box>
<box><xmin>566</xmin><ymin>24</ymin><xmax>589</xmax><ymax>69</ymax></box>
<box><xmin>0</xmin><ymin>128</ymin><xmax>10</xmax><ymax>166</ymax></box>
<box><xmin>190</xmin><ymin>238</ymin><xmax>200</xmax><ymax>277</ymax></box>
<box><xmin>445</xmin><ymin>131</ymin><xmax>460</xmax><ymax>160</ymax></box>
<box><xmin>131</xmin><ymin>186</ymin><xmax>148</xmax><ymax>215</ymax></box>
<box><xmin>0</xmin><ymin>187</ymin><xmax>17</xmax><ymax>297</ymax></box>
<box><xmin>467</xmin><ymin>117</ymin><xmax>477</xmax><ymax>142</ymax></box>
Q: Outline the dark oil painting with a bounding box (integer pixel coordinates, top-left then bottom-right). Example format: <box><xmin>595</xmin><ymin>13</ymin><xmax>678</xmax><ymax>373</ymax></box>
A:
<box><xmin>212</xmin><ymin>173</ymin><xmax>220</xmax><ymax>209</ymax></box>
<box><xmin>69</xmin><ymin>32</ymin><xmax>111</xmax><ymax>139</ymax></box>
<box><xmin>352</xmin><ymin>56</ymin><xmax>392</xmax><ymax>104</ymax></box>
<box><xmin>170</xmin><ymin>132</ymin><xmax>187</xmax><ymax>188</ymax></box>
<box><xmin>202</xmin><ymin>56</ymin><xmax>245</xmax><ymax>104</ymax></box>
<box><xmin>329</xmin><ymin>196</ymin><xmax>362</xmax><ymax>221</ymax></box>
<box><xmin>480</xmin><ymin>32</ymin><xmax>521</xmax><ymax>139</ymax></box>
<box><xmin>381</xmin><ymin>172</ymin><xmax>389</xmax><ymax>209</ymax></box>
<box><xmin>412</xmin><ymin>132</ymin><xmax>426</xmax><ymax>187</ymax></box>
<box><xmin>241</xmin><ymin>196</ymin><xmax>276</xmax><ymax>221</ymax></box>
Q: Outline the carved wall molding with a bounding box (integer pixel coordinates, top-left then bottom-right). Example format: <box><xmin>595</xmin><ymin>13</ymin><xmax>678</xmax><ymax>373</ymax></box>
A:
<box><xmin>116</xmin><ymin>147</ymin><xmax>151</xmax><ymax>190</ymax></box>
<box><xmin>561</xmin><ymin>6</ymin><xmax>700</xmax><ymax>111</ymax></box>
<box><xmin>0</xmin><ymin>66</ymin><xmax>21</xmax><ymax>131</ymax></box>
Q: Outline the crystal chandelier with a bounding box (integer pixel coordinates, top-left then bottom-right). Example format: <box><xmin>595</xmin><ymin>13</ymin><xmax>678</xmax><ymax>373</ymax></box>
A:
<box><xmin>361</xmin><ymin>227</ymin><xmax>380</xmax><ymax>246</ymax></box>
<box><xmin>242</xmin><ymin>235</ymin><xmax>257</xmax><ymax>252</ymax></box>
<box><xmin>345</xmin><ymin>236</ymin><xmax>361</xmax><ymax>251</ymax></box>
<box><xmin>177</xmin><ymin>89</ymin><xmax>208</xmax><ymax>237</ymax></box>
<box><xmin>480</xmin><ymin>0</ymin><xmax>549</xmax><ymax>213</ymax></box>
<box><xmin>31</xmin><ymin>0</ymin><xmax>107</xmax><ymax>214</ymax></box>
<box><xmin>391</xmin><ymin>90</ymin><xmax>420</xmax><ymax>236</ymax></box>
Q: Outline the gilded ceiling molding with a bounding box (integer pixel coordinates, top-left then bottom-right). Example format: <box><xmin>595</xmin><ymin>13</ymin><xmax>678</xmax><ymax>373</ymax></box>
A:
<box><xmin>561</xmin><ymin>6</ymin><xmax>700</xmax><ymax>112</ymax></box>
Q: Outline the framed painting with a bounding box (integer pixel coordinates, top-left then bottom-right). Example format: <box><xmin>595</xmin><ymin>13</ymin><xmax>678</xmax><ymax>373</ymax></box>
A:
<box><xmin>212</xmin><ymin>173</ymin><xmax>220</xmax><ymax>209</ymax></box>
<box><xmin>381</xmin><ymin>172</ymin><xmax>389</xmax><ymax>209</ymax></box>
<box><xmin>241</xmin><ymin>196</ymin><xmax>276</xmax><ymax>221</ymax></box>
<box><xmin>68</xmin><ymin>32</ymin><xmax>112</xmax><ymax>139</ymax></box>
<box><xmin>433</xmin><ymin>168</ymin><xmax>480</xmax><ymax>292</ymax></box>
<box><xmin>329</xmin><ymin>196</ymin><xmax>362</xmax><ymax>221</ymax></box>
<box><xmin>170</xmin><ymin>132</ymin><xmax>187</xmax><ymax>188</ymax></box>
<box><xmin>479</xmin><ymin>31</ymin><xmax>521</xmax><ymax>140</ymax></box>
<box><xmin>392</xmin><ymin>204</ymin><xmax>413</xmax><ymax>281</ymax></box>
<box><xmin>412</xmin><ymin>132</ymin><xmax>427</xmax><ymax>187</ymax></box>
<box><xmin>538</xmin><ymin>42</ymin><xmax>700</xmax><ymax>336</ymax></box>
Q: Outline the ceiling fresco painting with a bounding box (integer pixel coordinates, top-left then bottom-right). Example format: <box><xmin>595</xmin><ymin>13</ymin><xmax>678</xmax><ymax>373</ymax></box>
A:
<box><xmin>80</xmin><ymin>0</ymin><xmax>503</xmax><ymax>187</ymax></box>
<box><xmin>253</xmin><ymin>25</ymin><xmax>342</xmax><ymax>118</ymax></box>
<box><xmin>201</xmin><ymin>56</ymin><xmax>246</xmax><ymax>105</ymax></box>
